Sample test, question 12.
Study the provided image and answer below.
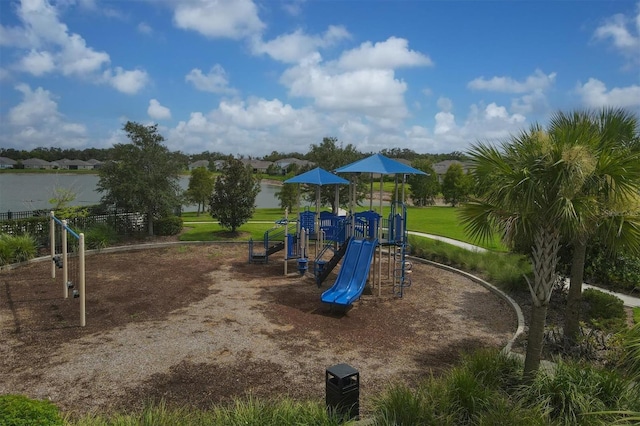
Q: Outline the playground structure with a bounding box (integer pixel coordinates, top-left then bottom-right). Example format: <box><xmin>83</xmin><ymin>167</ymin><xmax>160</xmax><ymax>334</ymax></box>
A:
<box><xmin>249</xmin><ymin>155</ymin><xmax>425</xmax><ymax>308</ymax></box>
<box><xmin>50</xmin><ymin>211</ymin><xmax>86</xmax><ymax>327</ymax></box>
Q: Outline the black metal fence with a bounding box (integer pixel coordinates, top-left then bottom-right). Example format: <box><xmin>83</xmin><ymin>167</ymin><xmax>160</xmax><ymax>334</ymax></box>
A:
<box><xmin>1</xmin><ymin>209</ymin><xmax>148</xmax><ymax>248</ymax></box>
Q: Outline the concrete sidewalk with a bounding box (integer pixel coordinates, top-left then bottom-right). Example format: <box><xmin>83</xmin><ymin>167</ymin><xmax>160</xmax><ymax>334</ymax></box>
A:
<box><xmin>408</xmin><ymin>231</ymin><xmax>640</xmax><ymax>309</ymax></box>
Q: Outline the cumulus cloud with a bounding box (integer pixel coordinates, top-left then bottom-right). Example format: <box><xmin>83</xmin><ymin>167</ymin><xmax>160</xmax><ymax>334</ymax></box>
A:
<box><xmin>1</xmin><ymin>0</ymin><xmax>148</xmax><ymax>93</ymax></box>
<box><xmin>173</xmin><ymin>0</ymin><xmax>264</xmax><ymax>39</ymax></box>
<box><xmin>17</xmin><ymin>49</ymin><xmax>55</xmax><ymax>76</ymax></box>
<box><xmin>576</xmin><ymin>78</ymin><xmax>640</xmax><ymax>108</ymax></box>
<box><xmin>251</xmin><ymin>25</ymin><xmax>350</xmax><ymax>63</ymax></box>
<box><xmin>1</xmin><ymin>84</ymin><xmax>87</xmax><ymax>149</ymax></box>
<box><xmin>104</xmin><ymin>67</ymin><xmax>149</xmax><ymax>94</ymax></box>
<box><xmin>185</xmin><ymin>65</ymin><xmax>236</xmax><ymax>94</ymax></box>
<box><xmin>593</xmin><ymin>4</ymin><xmax>640</xmax><ymax>65</ymax></box>
<box><xmin>148</xmin><ymin>99</ymin><xmax>172</xmax><ymax>120</ymax></box>
<box><xmin>467</xmin><ymin>69</ymin><xmax>556</xmax><ymax>93</ymax></box>
<box><xmin>337</xmin><ymin>37</ymin><xmax>433</xmax><ymax>70</ymax></box>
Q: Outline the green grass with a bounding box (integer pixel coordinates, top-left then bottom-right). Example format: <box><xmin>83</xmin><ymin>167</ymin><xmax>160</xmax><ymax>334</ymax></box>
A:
<box><xmin>181</xmin><ymin>206</ymin><xmax>506</xmax><ymax>251</ymax></box>
<box><xmin>406</xmin><ymin>206</ymin><xmax>507</xmax><ymax>251</ymax></box>
<box><xmin>634</xmin><ymin>308</ymin><xmax>640</xmax><ymax>324</ymax></box>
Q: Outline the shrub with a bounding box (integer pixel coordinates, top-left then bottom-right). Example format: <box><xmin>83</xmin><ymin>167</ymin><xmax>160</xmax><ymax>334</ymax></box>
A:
<box><xmin>519</xmin><ymin>361</ymin><xmax>637</xmax><ymax>425</ymax></box>
<box><xmin>0</xmin><ymin>233</ymin><xmax>37</xmax><ymax>265</ymax></box>
<box><xmin>153</xmin><ymin>216</ymin><xmax>183</xmax><ymax>236</ymax></box>
<box><xmin>582</xmin><ymin>288</ymin><xmax>626</xmax><ymax>332</ymax></box>
<box><xmin>0</xmin><ymin>394</ymin><xmax>63</xmax><ymax>426</ymax></box>
<box><xmin>83</xmin><ymin>223</ymin><xmax>119</xmax><ymax>250</ymax></box>
<box><xmin>408</xmin><ymin>236</ymin><xmax>530</xmax><ymax>291</ymax></box>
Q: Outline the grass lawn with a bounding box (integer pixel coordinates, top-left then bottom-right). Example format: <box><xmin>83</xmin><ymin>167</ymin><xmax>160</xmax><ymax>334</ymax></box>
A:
<box><xmin>181</xmin><ymin>206</ymin><xmax>506</xmax><ymax>251</ymax></box>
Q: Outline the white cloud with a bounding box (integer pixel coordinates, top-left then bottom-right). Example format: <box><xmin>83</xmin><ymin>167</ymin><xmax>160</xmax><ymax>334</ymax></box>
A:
<box><xmin>281</xmin><ymin>0</ymin><xmax>306</xmax><ymax>16</ymax></box>
<box><xmin>251</xmin><ymin>25</ymin><xmax>350</xmax><ymax>63</ymax></box>
<box><xmin>137</xmin><ymin>22</ymin><xmax>153</xmax><ymax>35</ymax></box>
<box><xmin>1</xmin><ymin>0</ymin><xmax>148</xmax><ymax>93</ymax></box>
<box><xmin>468</xmin><ymin>69</ymin><xmax>556</xmax><ymax>93</ymax></box>
<box><xmin>17</xmin><ymin>49</ymin><xmax>55</xmax><ymax>75</ymax></box>
<box><xmin>337</xmin><ymin>37</ymin><xmax>433</xmax><ymax>70</ymax></box>
<box><xmin>2</xmin><ymin>83</ymin><xmax>87</xmax><ymax>149</ymax></box>
<box><xmin>436</xmin><ymin>97</ymin><xmax>453</xmax><ymax>112</ymax></box>
<box><xmin>185</xmin><ymin>65</ymin><xmax>236</xmax><ymax>94</ymax></box>
<box><xmin>173</xmin><ymin>0</ymin><xmax>264</xmax><ymax>39</ymax></box>
<box><xmin>281</xmin><ymin>56</ymin><xmax>409</xmax><ymax>122</ymax></box>
<box><xmin>593</xmin><ymin>4</ymin><xmax>640</xmax><ymax>64</ymax></box>
<box><xmin>105</xmin><ymin>67</ymin><xmax>149</xmax><ymax>94</ymax></box>
<box><xmin>148</xmin><ymin>99</ymin><xmax>172</xmax><ymax>120</ymax></box>
<box><xmin>576</xmin><ymin>78</ymin><xmax>640</xmax><ymax>108</ymax></box>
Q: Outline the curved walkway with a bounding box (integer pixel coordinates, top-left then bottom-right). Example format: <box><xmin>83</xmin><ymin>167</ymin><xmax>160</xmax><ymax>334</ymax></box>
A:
<box><xmin>408</xmin><ymin>231</ymin><xmax>640</xmax><ymax>309</ymax></box>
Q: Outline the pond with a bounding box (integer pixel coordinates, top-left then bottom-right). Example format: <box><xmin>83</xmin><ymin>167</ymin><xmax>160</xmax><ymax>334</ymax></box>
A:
<box><xmin>0</xmin><ymin>173</ymin><xmax>282</xmax><ymax>213</ymax></box>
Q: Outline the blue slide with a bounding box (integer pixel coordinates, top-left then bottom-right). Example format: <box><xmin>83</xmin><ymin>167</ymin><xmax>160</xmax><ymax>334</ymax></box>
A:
<box><xmin>321</xmin><ymin>238</ymin><xmax>377</xmax><ymax>307</ymax></box>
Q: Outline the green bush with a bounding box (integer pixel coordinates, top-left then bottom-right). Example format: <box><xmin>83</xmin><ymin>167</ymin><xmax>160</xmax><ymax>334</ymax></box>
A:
<box><xmin>408</xmin><ymin>236</ymin><xmax>530</xmax><ymax>291</ymax></box>
<box><xmin>519</xmin><ymin>361</ymin><xmax>638</xmax><ymax>425</ymax></box>
<box><xmin>83</xmin><ymin>223</ymin><xmax>119</xmax><ymax>250</ymax></box>
<box><xmin>153</xmin><ymin>216</ymin><xmax>183</xmax><ymax>236</ymax></box>
<box><xmin>0</xmin><ymin>394</ymin><xmax>63</xmax><ymax>426</ymax></box>
<box><xmin>0</xmin><ymin>233</ymin><xmax>37</xmax><ymax>265</ymax></box>
<box><xmin>582</xmin><ymin>288</ymin><xmax>626</xmax><ymax>332</ymax></box>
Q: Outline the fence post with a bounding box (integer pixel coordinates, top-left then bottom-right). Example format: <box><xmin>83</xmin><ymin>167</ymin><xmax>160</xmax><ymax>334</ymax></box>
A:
<box><xmin>50</xmin><ymin>211</ymin><xmax>55</xmax><ymax>279</ymax></box>
<box><xmin>79</xmin><ymin>233</ymin><xmax>86</xmax><ymax>327</ymax></box>
<box><xmin>62</xmin><ymin>219</ymin><xmax>68</xmax><ymax>299</ymax></box>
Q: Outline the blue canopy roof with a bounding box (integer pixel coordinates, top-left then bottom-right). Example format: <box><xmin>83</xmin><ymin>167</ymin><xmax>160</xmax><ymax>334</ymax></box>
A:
<box><xmin>334</xmin><ymin>153</ymin><xmax>427</xmax><ymax>175</ymax></box>
<box><xmin>284</xmin><ymin>167</ymin><xmax>349</xmax><ymax>185</ymax></box>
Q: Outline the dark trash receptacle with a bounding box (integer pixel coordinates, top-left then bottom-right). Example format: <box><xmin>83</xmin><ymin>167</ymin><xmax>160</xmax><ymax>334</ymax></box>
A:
<box><xmin>326</xmin><ymin>363</ymin><xmax>359</xmax><ymax>420</ymax></box>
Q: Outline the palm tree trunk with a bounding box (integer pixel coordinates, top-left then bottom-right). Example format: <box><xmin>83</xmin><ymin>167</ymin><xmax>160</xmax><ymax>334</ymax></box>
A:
<box><xmin>564</xmin><ymin>239</ymin><xmax>587</xmax><ymax>345</ymax></box>
<box><xmin>524</xmin><ymin>225</ymin><xmax>560</xmax><ymax>382</ymax></box>
<box><xmin>524</xmin><ymin>303</ymin><xmax>549</xmax><ymax>381</ymax></box>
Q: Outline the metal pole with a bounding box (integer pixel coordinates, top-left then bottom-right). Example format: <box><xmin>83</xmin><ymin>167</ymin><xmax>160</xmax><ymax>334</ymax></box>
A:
<box><xmin>284</xmin><ymin>231</ymin><xmax>288</xmax><ymax>275</ymax></box>
<box><xmin>62</xmin><ymin>219</ymin><xmax>68</xmax><ymax>299</ymax></box>
<box><xmin>79</xmin><ymin>233</ymin><xmax>86</xmax><ymax>327</ymax></box>
<box><xmin>50</xmin><ymin>211</ymin><xmax>55</xmax><ymax>279</ymax></box>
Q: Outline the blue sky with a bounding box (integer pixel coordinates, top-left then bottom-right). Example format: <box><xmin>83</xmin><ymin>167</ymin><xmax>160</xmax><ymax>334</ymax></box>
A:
<box><xmin>0</xmin><ymin>0</ymin><xmax>639</xmax><ymax>157</ymax></box>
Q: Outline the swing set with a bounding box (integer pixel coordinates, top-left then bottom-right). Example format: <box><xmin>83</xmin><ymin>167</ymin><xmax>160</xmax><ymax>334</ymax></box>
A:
<box><xmin>49</xmin><ymin>211</ymin><xmax>86</xmax><ymax>327</ymax></box>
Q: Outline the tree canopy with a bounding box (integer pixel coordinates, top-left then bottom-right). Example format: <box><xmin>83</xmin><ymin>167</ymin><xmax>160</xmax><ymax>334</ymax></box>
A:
<box><xmin>97</xmin><ymin>121</ymin><xmax>183</xmax><ymax>235</ymax></box>
<box><xmin>209</xmin><ymin>156</ymin><xmax>260</xmax><ymax>233</ymax></box>
<box><xmin>441</xmin><ymin>163</ymin><xmax>473</xmax><ymax>207</ymax></box>
<box><xmin>407</xmin><ymin>159</ymin><xmax>439</xmax><ymax>206</ymax></box>
<box><xmin>186</xmin><ymin>167</ymin><xmax>215</xmax><ymax>216</ymax></box>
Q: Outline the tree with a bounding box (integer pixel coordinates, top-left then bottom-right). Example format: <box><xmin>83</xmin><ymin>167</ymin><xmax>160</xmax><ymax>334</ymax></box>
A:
<box><xmin>276</xmin><ymin>182</ymin><xmax>297</xmax><ymax>212</ymax></box>
<box><xmin>441</xmin><ymin>163</ymin><xmax>472</xmax><ymax>207</ymax></box>
<box><xmin>209</xmin><ymin>156</ymin><xmax>260</xmax><ymax>233</ymax></box>
<box><xmin>547</xmin><ymin>109</ymin><xmax>640</xmax><ymax>344</ymax></box>
<box><xmin>186</xmin><ymin>167</ymin><xmax>215</xmax><ymax>216</ymax></box>
<box><xmin>407</xmin><ymin>159</ymin><xmax>439</xmax><ymax>206</ymax></box>
<box><xmin>97</xmin><ymin>121</ymin><xmax>183</xmax><ymax>236</ymax></box>
<box><xmin>460</xmin><ymin>126</ymin><xmax>596</xmax><ymax>379</ymax></box>
<box><xmin>305</xmin><ymin>137</ymin><xmax>366</xmax><ymax>212</ymax></box>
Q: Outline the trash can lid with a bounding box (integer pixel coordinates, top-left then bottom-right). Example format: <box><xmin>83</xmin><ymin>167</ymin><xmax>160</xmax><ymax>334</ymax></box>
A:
<box><xmin>326</xmin><ymin>363</ymin><xmax>358</xmax><ymax>378</ymax></box>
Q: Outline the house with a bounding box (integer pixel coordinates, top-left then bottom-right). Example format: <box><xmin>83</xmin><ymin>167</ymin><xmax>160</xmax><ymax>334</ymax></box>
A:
<box><xmin>241</xmin><ymin>159</ymin><xmax>273</xmax><ymax>173</ymax></box>
<box><xmin>22</xmin><ymin>158</ymin><xmax>53</xmax><ymax>169</ymax></box>
<box><xmin>188</xmin><ymin>160</ymin><xmax>209</xmax><ymax>170</ymax></box>
<box><xmin>432</xmin><ymin>160</ymin><xmax>473</xmax><ymax>183</ymax></box>
<box><xmin>0</xmin><ymin>157</ymin><xmax>16</xmax><ymax>169</ymax></box>
<box><xmin>274</xmin><ymin>158</ymin><xmax>314</xmax><ymax>174</ymax></box>
<box><xmin>53</xmin><ymin>158</ymin><xmax>92</xmax><ymax>170</ymax></box>
<box><xmin>86</xmin><ymin>159</ymin><xmax>104</xmax><ymax>169</ymax></box>
<box><xmin>212</xmin><ymin>159</ymin><xmax>226</xmax><ymax>170</ymax></box>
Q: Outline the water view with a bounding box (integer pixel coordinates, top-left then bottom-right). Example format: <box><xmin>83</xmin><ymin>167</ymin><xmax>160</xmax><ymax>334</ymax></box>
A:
<box><xmin>0</xmin><ymin>173</ymin><xmax>282</xmax><ymax>213</ymax></box>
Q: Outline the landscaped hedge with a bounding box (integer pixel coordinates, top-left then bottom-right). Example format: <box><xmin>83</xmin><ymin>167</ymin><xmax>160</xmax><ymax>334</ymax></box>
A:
<box><xmin>153</xmin><ymin>215</ymin><xmax>183</xmax><ymax>236</ymax></box>
<box><xmin>582</xmin><ymin>288</ymin><xmax>627</xmax><ymax>332</ymax></box>
<box><xmin>0</xmin><ymin>234</ymin><xmax>37</xmax><ymax>266</ymax></box>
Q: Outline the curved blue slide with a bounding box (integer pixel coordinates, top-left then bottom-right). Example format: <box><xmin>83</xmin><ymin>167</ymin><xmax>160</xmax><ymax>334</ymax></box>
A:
<box><xmin>321</xmin><ymin>238</ymin><xmax>377</xmax><ymax>307</ymax></box>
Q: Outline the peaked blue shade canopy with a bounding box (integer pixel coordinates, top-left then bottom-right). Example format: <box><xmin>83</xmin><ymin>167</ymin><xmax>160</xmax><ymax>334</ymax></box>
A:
<box><xmin>284</xmin><ymin>167</ymin><xmax>349</xmax><ymax>185</ymax></box>
<box><xmin>334</xmin><ymin>153</ymin><xmax>427</xmax><ymax>175</ymax></box>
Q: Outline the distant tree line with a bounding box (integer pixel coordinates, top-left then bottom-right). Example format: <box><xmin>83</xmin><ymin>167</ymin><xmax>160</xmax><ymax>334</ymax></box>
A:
<box><xmin>1</xmin><ymin>145</ymin><xmax>467</xmax><ymax>172</ymax></box>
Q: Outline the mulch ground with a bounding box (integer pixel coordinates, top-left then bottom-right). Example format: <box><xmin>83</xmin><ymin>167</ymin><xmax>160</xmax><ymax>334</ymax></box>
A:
<box><xmin>0</xmin><ymin>242</ymin><xmax>517</xmax><ymax>417</ymax></box>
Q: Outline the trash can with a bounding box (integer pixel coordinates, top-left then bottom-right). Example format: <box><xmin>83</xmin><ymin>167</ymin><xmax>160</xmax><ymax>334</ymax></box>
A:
<box><xmin>326</xmin><ymin>363</ymin><xmax>359</xmax><ymax>420</ymax></box>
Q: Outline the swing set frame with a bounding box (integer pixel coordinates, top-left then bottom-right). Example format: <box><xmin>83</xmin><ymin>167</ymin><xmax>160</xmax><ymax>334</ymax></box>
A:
<box><xmin>50</xmin><ymin>211</ymin><xmax>86</xmax><ymax>327</ymax></box>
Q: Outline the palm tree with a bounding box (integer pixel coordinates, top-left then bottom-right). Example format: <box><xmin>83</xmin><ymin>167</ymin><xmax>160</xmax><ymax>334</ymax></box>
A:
<box><xmin>460</xmin><ymin>126</ymin><xmax>597</xmax><ymax>379</ymax></box>
<box><xmin>548</xmin><ymin>108</ymin><xmax>640</xmax><ymax>344</ymax></box>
